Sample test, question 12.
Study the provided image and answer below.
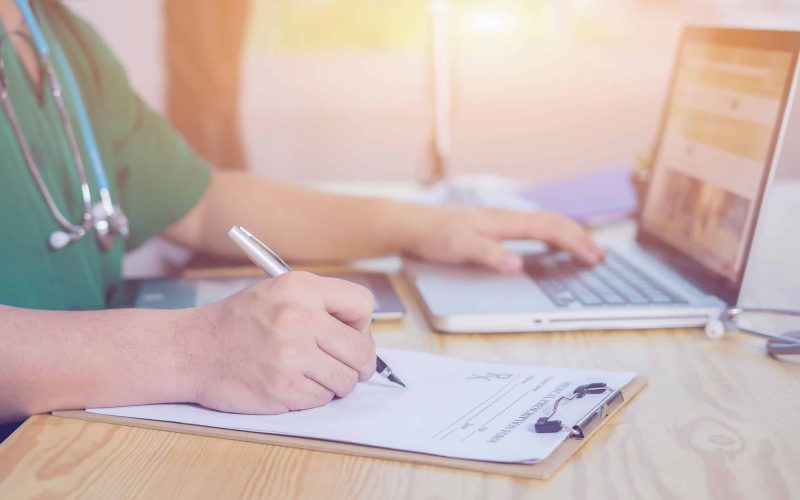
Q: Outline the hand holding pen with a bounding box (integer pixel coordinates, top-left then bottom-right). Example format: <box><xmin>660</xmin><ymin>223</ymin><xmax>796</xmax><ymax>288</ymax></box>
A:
<box><xmin>228</xmin><ymin>225</ymin><xmax>406</xmax><ymax>388</ymax></box>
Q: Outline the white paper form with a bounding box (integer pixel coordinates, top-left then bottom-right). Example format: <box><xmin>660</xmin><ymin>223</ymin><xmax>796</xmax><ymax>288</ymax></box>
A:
<box><xmin>89</xmin><ymin>350</ymin><xmax>635</xmax><ymax>464</ymax></box>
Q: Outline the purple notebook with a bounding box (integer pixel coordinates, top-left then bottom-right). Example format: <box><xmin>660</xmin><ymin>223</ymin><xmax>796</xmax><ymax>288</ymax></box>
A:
<box><xmin>518</xmin><ymin>166</ymin><xmax>638</xmax><ymax>227</ymax></box>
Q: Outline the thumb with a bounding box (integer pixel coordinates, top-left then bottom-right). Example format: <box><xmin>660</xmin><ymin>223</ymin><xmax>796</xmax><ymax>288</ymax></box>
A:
<box><xmin>462</xmin><ymin>236</ymin><xmax>523</xmax><ymax>273</ymax></box>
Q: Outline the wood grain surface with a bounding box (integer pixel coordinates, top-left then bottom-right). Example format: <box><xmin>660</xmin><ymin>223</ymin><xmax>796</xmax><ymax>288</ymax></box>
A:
<box><xmin>1</xmin><ymin>266</ymin><xmax>799</xmax><ymax>499</ymax></box>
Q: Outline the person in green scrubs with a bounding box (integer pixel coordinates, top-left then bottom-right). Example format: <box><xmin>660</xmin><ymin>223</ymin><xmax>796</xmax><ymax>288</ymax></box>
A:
<box><xmin>0</xmin><ymin>0</ymin><xmax>603</xmax><ymax>426</ymax></box>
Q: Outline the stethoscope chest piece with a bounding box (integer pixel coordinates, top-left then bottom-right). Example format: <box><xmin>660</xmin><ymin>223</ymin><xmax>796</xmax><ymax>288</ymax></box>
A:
<box><xmin>766</xmin><ymin>331</ymin><xmax>800</xmax><ymax>357</ymax></box>
<box><xmin>92</xmin><ymin>202</ymin><xmax>128</xmax><ymax>251</ymax></box>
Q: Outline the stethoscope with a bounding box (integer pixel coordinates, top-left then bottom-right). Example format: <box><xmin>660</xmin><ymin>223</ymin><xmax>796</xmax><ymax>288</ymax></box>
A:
<box><xmin>706</xmin><ymin>307</ymin><xmax>800</xmax><ymax>358</ymax></box>
<box><xmin>0</xmin><ymin>0</ymin><xmax>128</xmax><ymax>251</ymax></box>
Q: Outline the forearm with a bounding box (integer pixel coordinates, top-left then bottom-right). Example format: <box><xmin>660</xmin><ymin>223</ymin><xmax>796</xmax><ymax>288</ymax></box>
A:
<box><xmin>164</xmin><ymin>170</ymin><xmax>602</xmax><ymax>269</ymax></box>
<box><xmin>167</xmin><ymin>170</ymin><xmax>438</xmax><ymax>261</ymax></box>
<box><xmin>0</xmin><ymin>305</ymin><xmax>199</xmax><ymax>423</ymax></box>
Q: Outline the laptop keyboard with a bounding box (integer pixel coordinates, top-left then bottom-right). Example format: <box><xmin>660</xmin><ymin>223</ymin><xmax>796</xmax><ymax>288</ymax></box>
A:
<box><xmin>523</xmin><ymin>250</ymin><xmax>688</xmax><ymax>307</ymax></box>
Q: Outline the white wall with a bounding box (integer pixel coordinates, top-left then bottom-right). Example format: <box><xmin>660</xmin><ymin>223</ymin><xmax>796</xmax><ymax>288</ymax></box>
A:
<box><xmin>64</xmin><ymin>0</ymin><xmax>164</xmax><ymax>110</ymax></box>
<box><xmin>65</xmin><ymin>1</ymin><xmax>800</xmax><ymax>186</ymax></box>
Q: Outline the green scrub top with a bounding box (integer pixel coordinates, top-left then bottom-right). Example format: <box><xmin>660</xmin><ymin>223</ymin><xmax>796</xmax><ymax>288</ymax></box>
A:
<box><xmin>0</xmin><ymin>1</ymin><xmax>211</xmax><ymax>310</ymax></box>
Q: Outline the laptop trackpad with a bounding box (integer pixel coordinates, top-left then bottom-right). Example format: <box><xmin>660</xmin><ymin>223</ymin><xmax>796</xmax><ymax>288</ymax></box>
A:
<box><xmin>406</xmin><ymin>261</ymin><xmax>556</xmax><ymax>315</ymax></box>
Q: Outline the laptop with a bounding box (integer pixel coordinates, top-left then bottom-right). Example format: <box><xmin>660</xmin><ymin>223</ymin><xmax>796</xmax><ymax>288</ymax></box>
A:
<box><xmin>405</xmin><ymin>27</ymin><xmax>800</xmax><ymax>333</ymax></box>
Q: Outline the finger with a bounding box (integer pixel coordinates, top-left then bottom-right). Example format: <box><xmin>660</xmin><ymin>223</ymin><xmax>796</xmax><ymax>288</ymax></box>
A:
<box><xmin>459</xmin><ymin>235</ymin><xmax>524</xmax><ymax>273</ymax></box>
<box><xmin>314</xmin><ymin>313</ymin><xmax>377</xmax><ymax>381</ymax></box>
<box><xmin>487</xmin><ymin>211</ymin><xmax>604</xmax><ymax>264</ymax></box>
<box><xmin>304</xmin><ymin>350</ymin><xmax>360</xmax><ymax>398</ymax></box>
<box><xmin>538</xmin><ymin>216</ymin><xmax>604</xmax><ymax>264</ymax></box>
<box><xmin>313</xmin><ymin>276</ymin><xmax>375</xmax><ymax>331</ymax></box>
<box><xmin>281</xmin><ymin>376</ymin><xmax>336</xmax><ymax>411</ymax></box>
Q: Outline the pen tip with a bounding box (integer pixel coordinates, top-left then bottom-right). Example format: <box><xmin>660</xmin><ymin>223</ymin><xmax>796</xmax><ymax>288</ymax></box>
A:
<box><xmin>389</xmin><ymin>374</ymin><xmax>407</xmax><ymax>388</ymax></box>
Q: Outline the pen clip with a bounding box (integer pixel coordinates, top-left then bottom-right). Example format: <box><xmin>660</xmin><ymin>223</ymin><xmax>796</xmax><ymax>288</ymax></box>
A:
<box><xmin>233</xmin><ymin>225</ymin><xmax>291</xmax><ymax>272</ymax></box>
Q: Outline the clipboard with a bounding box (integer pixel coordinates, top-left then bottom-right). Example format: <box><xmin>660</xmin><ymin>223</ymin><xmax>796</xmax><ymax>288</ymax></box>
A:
<box><xmin>53</xmin><ymin>375</ymin><xmax>646</xmax><ymax>480</ymax></box>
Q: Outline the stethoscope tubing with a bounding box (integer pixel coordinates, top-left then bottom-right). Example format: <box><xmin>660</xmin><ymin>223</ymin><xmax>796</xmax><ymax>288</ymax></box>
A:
<box><xmin>2</xmin><ymin>0</ymin><xmax>126</xmax><ymax>249</ymax></box>
<box><xmin>719</xmin><ymin>306</ymin><xmax>800</xmax><ymax>347</ymax></box>
<box><xmin>0</xmin><ymin>38</ymin><xmax>92</xmax><ymax>234</ymax></box>
<box><xmin>51</xmin><ymin>35</ymin><xmax>111</xmax><ymax>197</ymax></box>
<box><xmin>17</xmin><ymin>0</ymin><xmax>111</xmax><ymax>195</ymax></box>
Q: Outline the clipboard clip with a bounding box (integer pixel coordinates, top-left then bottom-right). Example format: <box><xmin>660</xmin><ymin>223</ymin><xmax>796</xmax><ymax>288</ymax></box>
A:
<box><xmin>533</xmin><ymin>382</ymin><xmax>625</xmax><ymax>439</ymax></box>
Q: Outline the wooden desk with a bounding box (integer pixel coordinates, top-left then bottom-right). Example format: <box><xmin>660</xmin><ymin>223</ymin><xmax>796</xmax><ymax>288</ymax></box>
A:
<box><xmin>1</xmin><ymin>267</ymin><xmax>798</xmax><ymax>499</ymax></box>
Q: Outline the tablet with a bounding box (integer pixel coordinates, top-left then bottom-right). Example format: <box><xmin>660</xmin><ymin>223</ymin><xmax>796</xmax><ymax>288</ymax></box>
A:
<box><xmin>110</xmin><ymin>271</ymin><xmax>405</xmax><ymax>321</ymax></box>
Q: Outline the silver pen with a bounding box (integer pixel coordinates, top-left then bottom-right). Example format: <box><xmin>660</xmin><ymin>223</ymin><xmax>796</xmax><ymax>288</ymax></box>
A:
<box><xmin>228</xmin><ymin>225</ymin><xmax>406</xmax><ymax>388</ymax></box>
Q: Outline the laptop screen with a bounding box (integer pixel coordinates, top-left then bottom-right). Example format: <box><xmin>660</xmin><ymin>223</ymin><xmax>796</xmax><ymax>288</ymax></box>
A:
<box><xmin>639</xmin><ymin>28</ymin><xmax>799</xmax><ymax>304</ymax></box>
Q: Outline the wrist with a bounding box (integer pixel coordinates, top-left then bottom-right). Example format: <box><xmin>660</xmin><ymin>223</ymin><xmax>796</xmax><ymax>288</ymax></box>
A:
<box><xmin>169</xmin><ymin>306</ymin><xmax>215</xmax><ymax>404</ymax></box>
<box><xmin>377</xmin><ymin>200</ymin><xmax>448</xmax><ymax>256</ymax></box>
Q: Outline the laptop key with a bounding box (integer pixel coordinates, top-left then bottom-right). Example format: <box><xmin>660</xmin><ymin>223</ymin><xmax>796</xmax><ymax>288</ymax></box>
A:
<box><xmin>649</xmin><ymin>294</ymin><xmax>677</xmax><ymax>304</ymax></box>
<box><xmin>578</xmin><ymin>277</ymin><xmax>628</xmax><ymax>305</ymax></box>
<box><xmin>535</xmin><ymin>279</ymin><xmax>572</xmax><ymax>307</ymax></box>
<box><xmin>562</xmin><ymin>278</ymin><xmax>604</xmax><ymax>306</ymax></box>
<box><xmin>524</xmin><ymin>250</ymin><xmax>689</xmax><ymax>308</ymax></box>
<box><xmin>625</xmin><ymin>294</ymin><xmax>650</xmax><ymax>305</ymax></box>
<box><xmin>556</xmin><ymin>290</ymin><xmax>576</xmax><ymax>304</ymax></box>
<box><xmin>598</xmin><ymin>291</ymin><xmax>627</xmax><ymax>305</ymax></box>
<box><xmin>607</xmin><ymin>280</ymin><xmax>647</xmax><ymax>304</ymax></box>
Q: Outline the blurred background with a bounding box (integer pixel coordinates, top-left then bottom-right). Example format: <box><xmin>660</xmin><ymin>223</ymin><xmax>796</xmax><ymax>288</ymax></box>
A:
<box><xmin>64</xmin><ymin>0</ymin><xmax>800</xmax><ymax>186</ymax></box>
